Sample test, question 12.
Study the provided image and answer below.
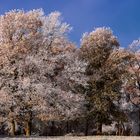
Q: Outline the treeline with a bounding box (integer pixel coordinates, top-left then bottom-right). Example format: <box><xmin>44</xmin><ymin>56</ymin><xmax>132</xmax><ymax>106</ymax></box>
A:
<box><xmin>0</xmin><ymin>9</ymin><xmax>140</xmax><ymax>136</ymax></box>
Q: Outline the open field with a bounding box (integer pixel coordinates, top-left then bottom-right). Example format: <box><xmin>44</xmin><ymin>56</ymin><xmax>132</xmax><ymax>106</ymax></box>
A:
<box><xmin>1</xmin><ymin>136</ymin><xmax>140</xmax><ymax>140</ymax></box>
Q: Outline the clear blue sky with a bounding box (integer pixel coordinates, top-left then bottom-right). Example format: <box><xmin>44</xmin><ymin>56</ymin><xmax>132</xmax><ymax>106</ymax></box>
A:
<box><xmin>0</xmin><ymin>0</ymin><xmax>140</xmax><ymax>47</ymax></box>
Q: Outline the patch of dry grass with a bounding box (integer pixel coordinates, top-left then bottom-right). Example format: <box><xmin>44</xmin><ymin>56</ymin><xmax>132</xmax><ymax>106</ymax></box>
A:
<box><xmin>1</xmin><ymin>136</ymin><xmax>140</xmax><ymax>140</ymax></box>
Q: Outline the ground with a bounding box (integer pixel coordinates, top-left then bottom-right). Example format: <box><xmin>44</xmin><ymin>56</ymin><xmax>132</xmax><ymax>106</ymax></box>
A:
<box><xmin>1</xmin><ymin>136</ymin><xmax>140</xmax><ymax>140</ymax></box>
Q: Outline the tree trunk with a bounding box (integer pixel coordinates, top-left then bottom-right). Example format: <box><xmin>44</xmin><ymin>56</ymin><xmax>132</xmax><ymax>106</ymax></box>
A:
<box><xmin>131</xmin><ymin>111</ymin><xmax>139</xmax><ymax>136</ymax></box>
<box><xmin>69</xmin><ymin>121</ymin><xmax>72</xmax><ymax>133</ymax></box>
<box><xmin>96</xmin><ymin>122</ymin><xmax>102</xmax><ymax>135</ymax></box>
<box><xmin>10</xmin><ymin>120</ymin><xmax>15</xmax><ymax>136</ymax></box>
<box><xmin>25</xmin><ymin>121</ymin><xmax>31</xmax><ymax>136</ymax></box>
<box><xmin>66</xmin><ymin>121</ymin><xmax>69</xmax><ymax>133</ymax></box>
<box><xmin>85</xmin><ymin>118</ymin><xmax>89</xmax><ymax>136</ymax></box>
<box><xmin>25</xmin><ymin>111</ymin><xmax>32</xmax><ymax>136</ymax></box>
<box><xmin>139</xmin><ymin>109</ymin><xmax>140</xmax><ymax>136</ymax></box>
<box><xmin>51</xmin><ymin>121</ymin><xmax>55</xmax><ymax>136</ymax></box>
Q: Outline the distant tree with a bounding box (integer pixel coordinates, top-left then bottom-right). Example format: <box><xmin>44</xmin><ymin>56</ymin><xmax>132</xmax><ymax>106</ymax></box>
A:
<box><xmin>80</xmin><ymin>27</ymin><xmax>130</xmax><ymax>135</ymax></box>
<box><xmin>0</xmin><ymin>9</ymin><xmax>87</xmax><ymax>136</ymax></box>
<box><xmin>123</xmin><ymin>39</ymin><xmax>140</xmax><ymax>135</ymax></box>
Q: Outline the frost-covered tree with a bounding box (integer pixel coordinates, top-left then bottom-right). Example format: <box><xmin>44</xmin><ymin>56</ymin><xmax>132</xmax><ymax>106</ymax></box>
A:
<box><xmin>0</xmin><ymin>9</ymin><xmax>87</xmax><ymax>136</ymax></box>
<box><xmin>80</xmin><ymin>27</ymin><xmax>130</xmax><ymax>135</ymax></box>
<box><xmin>122</xmin><ymin>40</ymin><xmax>140</xmax><ymax>135</ymax></box>
<box><xmin>126</xmin><ymin>40</ymin><xmax>140</xmax><ymax>105</ymax></box>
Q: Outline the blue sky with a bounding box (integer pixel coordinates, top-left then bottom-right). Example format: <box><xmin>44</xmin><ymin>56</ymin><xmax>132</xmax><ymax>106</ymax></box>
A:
<box><xmin>0</xmin><ymin>0</ymin><xmax>140</xmax><ymax>47</ymax></box>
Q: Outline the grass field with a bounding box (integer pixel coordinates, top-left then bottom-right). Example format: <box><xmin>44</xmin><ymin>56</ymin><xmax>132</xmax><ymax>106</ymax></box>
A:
<box><xmin>1</xmin><ymin>136</ymin><xmax>140</xmax><ymax>140</ymax></box>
